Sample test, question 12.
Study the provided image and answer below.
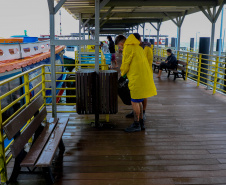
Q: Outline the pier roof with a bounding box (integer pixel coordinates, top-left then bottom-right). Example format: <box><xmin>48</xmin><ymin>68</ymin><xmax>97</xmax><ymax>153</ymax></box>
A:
<box><xmin>59</xmin><ymin>0</ymin><xmax>224</xmax><ymax>29</ymax></box>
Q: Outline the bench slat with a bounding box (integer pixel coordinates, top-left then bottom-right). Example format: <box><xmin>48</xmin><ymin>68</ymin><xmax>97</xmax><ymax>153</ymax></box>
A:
<box><xmin>4</xmin><ymin>95</ymin><xmax>44</xmax><ymax>140</ymax></box>
<box><xmin>178</xmin><ymin>60</ymin><xmax>187</xmax><ymax>66</ymax></box>
<box><xmin>20</xmin><ymin>118</ymin><xmax>58</xmax><ymax>167</ymax></box>
<box><xmin>10</xmin><ymin>107</ymin><xmax>47</xmax><ymax>158</ymax></box>
<box><xmin>35</xmin><ymin>118</ymin><xmax>69</xmax><ymax>167</ymax></box>
<box><xmin>177</xmin><ymin>66</ymin><xmax>186</xmax><ymax>71</ymax></box>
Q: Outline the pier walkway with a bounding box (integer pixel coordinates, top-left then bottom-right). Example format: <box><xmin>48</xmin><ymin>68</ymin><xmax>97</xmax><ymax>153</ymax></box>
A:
<box><xmin>9</xmin><ymin>72</ymin><xmax>226</xmax><ymax>185</ymax></box>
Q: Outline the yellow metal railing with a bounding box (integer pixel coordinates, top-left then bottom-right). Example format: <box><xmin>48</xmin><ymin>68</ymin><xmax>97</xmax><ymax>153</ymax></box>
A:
<box><xmin>0</xmin><ymin>65</ymin><xmax>46</xmax><ymax>183</ymax></box>
<box><xmin>0</xmin><ymin>46</ymin><xmax>109</xmax><ymax>182</ymax></box>
<box><xmin>154</xmin><ymin>47</ymin><xmax>226</xmax><ymax>95</ymax></box>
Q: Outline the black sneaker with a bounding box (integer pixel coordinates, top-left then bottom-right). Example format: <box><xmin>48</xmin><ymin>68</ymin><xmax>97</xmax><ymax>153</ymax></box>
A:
<box><xmin>124</xmin><ymin>122</ymin><xmax>141</xmax><ymax>132</ymax></box>
<box><xmin>140</xmin><ymin>119</ymin><xmax>145</xmax><ymax>130</ymax></box>
<box><xmin>126</xmin><ymin>111</ymin><xmax>134</xmax><ymax>118</ymax></box>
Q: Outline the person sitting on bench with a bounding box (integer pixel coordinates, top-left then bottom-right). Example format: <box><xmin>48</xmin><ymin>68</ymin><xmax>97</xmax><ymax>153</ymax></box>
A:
<box><xmin>156</xmin><ymin>49</ymin><xmax>177</xmax><ymax>78</ymax></box>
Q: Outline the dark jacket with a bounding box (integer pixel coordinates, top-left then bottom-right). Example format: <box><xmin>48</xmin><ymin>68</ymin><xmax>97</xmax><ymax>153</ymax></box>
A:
<box><xmin>108</xmin><ymin>40</ymin><xmax>115</xmax><ymax>53</ymax></box>
<box><xmin>166</xmin><ymin>54</ymin><xmax>177</xmax><ymax>68</ymax></box>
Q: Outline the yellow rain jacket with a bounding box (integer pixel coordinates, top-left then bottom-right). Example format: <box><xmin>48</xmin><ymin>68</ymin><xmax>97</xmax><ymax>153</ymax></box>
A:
<box><xmin>144</xmin><ymin>45</ymin><xmax>154</xmax><ymax>68</ymax></box>
<box><xmin>121</xmin><ymin>35</ymin><xmax>157</xmax><ymax>99</ymax></box>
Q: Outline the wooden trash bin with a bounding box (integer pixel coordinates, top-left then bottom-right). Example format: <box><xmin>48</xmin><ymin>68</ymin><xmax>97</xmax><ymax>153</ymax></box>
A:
<box><xmin>76</xmin><ymin>70</ymin><xmax>96</xmax><ymax>114</ymax></box>
<box><xmin>99</xmin><ymin>70</ymin><xmax>118</xmax><ymax>114</ymax></box>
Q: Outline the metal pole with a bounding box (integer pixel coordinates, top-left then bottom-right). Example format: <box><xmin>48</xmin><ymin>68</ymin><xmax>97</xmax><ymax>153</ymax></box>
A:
<box><xmin>223</xmin><ymin>29</ymin><xmax>226</xmax><ymax>51</ymax></box>
<box><xmin>50</xmin><ymin>13</ymin><xmax>57</xmax><ymax>118</ymax></box>
<box><xmin>207</xmin><ymin>7</ymin><xmax>216</xmax><ymax>90</ymax></box>
<box><xmin>149</xmin><ymin>29</ymin><xmax>151</xmax><ymax>42</ymax></box>
<box><xmin>143</xmin><ymin>23</ymin><xmax>145</xmax><ymax>41</ymax></box>
<box><xmin>210</xmin><ymin>22</ymin><xmax>216</xmax><ymax>56</ymax></box>
<box><xmin>157</xmin><ymin>22</ymin><xmax>161</xmax><ymax>49</ymax></box>
<box><xmin>88</xmin><ymin>24</ymin><xmax>90</xmax><ymax>40</ymax></box>
<box><xmin>219</xmin><ymin>5</ymin><xmax>224</xmax><ymax>56</ymax></box>
<box><xmin>83</xmin><ymin>26</ymin><xmax>86</xmax><ymax>40</ymax></box>
<box><xmin>157</xmin><ymin>29</ymin><xmax>160</xmax><ymax>48</ymax></box>
<box><xmin>177</xmin><ymin>26</ymin><xmax>181</xmax><ymax>51</ymax></box>
<box><xmin>95</xmin><ymin>0</ymin><xmax>100</xmax><ymax>126</ymax></box>
<box><xmin>79</xmin><ymin>13</ymin><xmax>82</xmax><ymax>63</ymax></box>
<box><xmin>95</xmin><ymin>0</ymin><xmax>100</xmax><ymax>72</ymax></box>
<box><xmin>210</xmin><ymin>7</ymin><xmax>216</xmax><ymax>56</ymax></box>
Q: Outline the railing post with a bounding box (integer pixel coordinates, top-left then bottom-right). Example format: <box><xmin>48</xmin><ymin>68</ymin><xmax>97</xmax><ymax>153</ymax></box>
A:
<box><xmin>101</xmin><ymin>51</ymin><xmax>105</xmax><ymax>71</ymax></box>
<box><xmin>42</xmin><ymin>66</ymin><xmax>46</xmax><ymax>105</ymax></box>
<box><xmin>185</xmin><ymin>52</ymin><xmax>189</xmax><ymax>80</ymax></box>
<box><xmin>75</xmin><ymin>51</ymin><xmax>79</xmax><ymax>71</ymax></box>
<box><xmin>197</xmin><ymin>54</ymin><xmax>202</xmax><ymax>87</ymax></box>
<box><xmin>24</xmin><ymin>73</ymin><xmax>30</xmax><ymax>105</ymax></box>
<box><xmin>177</xmin><ymin>51</ymin><xmax>180</xmax><ymax>60</ymax></box>
<box><xmin>213</xmin><ymin>56</ymin><xmax>219</xmax><ymax>94</ymax></box>
<box><xmin>0</xmin><ymin>101</ymin><xmax>7</xmax><ymax>183</ymax></box>
<box><xmin>106</xmin><ymin>114</ymin><xmax>110</xmax><ymax>123</ymax></box>
<box><xmin>24</xmin><ymin>73</ymin><xmax>33</xmax><ymax>143</ymax></box>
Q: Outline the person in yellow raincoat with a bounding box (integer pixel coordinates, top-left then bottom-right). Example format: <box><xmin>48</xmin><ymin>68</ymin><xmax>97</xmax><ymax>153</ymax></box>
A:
<box><xmin>143</xmin><ymin>43</ymin><xmax>156</xmax><ymax>119</ymax></box>
<box><xmin>126</xmin><ymin>36</ymin><xmax>156</xmax><ymax>120</ymax></box>
<box><xmin>115</xmin><ymin>34</ymin><xmax>157</xmax><ymax>132</ymax></box>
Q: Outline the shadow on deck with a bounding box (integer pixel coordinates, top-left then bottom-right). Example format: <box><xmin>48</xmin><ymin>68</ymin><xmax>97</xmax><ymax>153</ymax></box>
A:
<box><xmin>9</xmin><ymin>73</ymin><xmax>226</xmax><ymax>185</ymax></box>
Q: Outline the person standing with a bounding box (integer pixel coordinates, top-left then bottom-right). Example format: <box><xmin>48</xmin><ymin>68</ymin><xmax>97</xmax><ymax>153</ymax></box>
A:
<box><xmin>142</xmin><ymin>44</ymin><xmax>155</xmax><ymax>120</ymax></box>
<box><xmin>125</xmin><ymin>39</ymin><xmax>156</xmax><ymax>121</ymax></box>
<box><xmin>107</xmin><ymin>36</ymin><xmax>118</xmax><ymax>68</ymax></box>
<box><xmin>115</xmin><ymin>34</ymin><xmax>157</xmax><ymax>132</ymax></box>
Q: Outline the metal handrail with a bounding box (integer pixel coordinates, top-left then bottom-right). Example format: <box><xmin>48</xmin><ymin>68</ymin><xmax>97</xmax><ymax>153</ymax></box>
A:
<box><xmin>154</xmin><ymin>47</ymin><xmax>226</xmax><ymax>94</ymax></box>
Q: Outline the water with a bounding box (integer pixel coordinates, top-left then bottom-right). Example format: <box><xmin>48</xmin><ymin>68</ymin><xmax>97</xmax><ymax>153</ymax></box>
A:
<box><xmin>180</xmin><ymin>42</ymin><xmax>226</xmax><ymax>53</ymax></box>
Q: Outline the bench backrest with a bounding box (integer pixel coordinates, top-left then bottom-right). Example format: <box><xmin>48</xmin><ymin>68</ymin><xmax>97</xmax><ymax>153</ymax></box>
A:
<box><xmin>153</xmin><ymin>55</ymin><xmax>158</xmax><ymax>61</ymax></box>
<box><xmin>3</xmin><ymin>95</ymin><xmax>46</xmax><ymax>157</ymax></box>
<box><xmin>158</xmin><ymin>57</ymin><xmax>165</xmax><ymax>62</ymax></box>
<box><xmin>177</xmin><ymin>60</ymin><xmax>187</xmax><ymax>71</ymax></box>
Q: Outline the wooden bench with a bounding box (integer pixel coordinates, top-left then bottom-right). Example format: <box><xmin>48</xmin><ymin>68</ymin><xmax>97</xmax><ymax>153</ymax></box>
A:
<box><xmin>167</xmin><ymin>60</ymin><xmax>187</xmax><ymax>80</ymax></box>
<box><xmin>3</xmin><ymin>95</ymin><xmax>69</xmax><ymax>184</ymax></box>
<box><xmin>153</xmin><ymin>55</ymin><xmax>167</xmax><ymax>73</ymax></box>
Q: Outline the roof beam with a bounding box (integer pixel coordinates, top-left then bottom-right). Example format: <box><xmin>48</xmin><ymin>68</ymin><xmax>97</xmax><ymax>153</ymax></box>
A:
<box><xmin>88</xmin><ymin>19</ymin><xmax>161</xmax><ymax>25</ymax></box>
<box><xmin>100</xmin><ymin>0</ymin><xmax>111</xmax><ymax>9</ymax></box>
<box><xmin>100</xmin><ymin>13</ymin><xmax>115</xmax><ymax>27</ymax></box>
<box><xmin>47</xmin><ymin>0</ymin><xmax>54</xmax><ymax>14</ymax></box>
<box><xmin>82</xmin><ymin>14</ymin><xmax>95</xmax><ymax>27</ymax></box>
<box><xmin>81</xmin><ymin>12</ymin><xmax>182</xmax><ymax>19</ymax></box>
<box><xmin>199</xmin><ymin>1</ymin><xmax>226</xmax><ymax>23</ymax></box>
<box><xmin>54</xmin><ymin>0</ymin><xmax>67</xmax><ymax>14</ymax></box>
<box><xmin>214</xmin><ymin>0</ymin><xmax>226</xmax><ymax>22</ymax></box>
<box><xmin>107</xmin><ymin>0</ymin><xmax>217</xmax><ymax>7</ymax></box>
<box><xmin>81</xmin><ymin>0</ymin><xmax>110</xmax><ymax>28</ymax></box>
<box><xmin>164</xmin><ymin>11</ymin><xmax>187</xmax><ymax>27</ymax></box>
<box><xmin>100</xmin><ymin>6</ymin><xmax>115</xmax><ymax>22</ymax></box>
<box><xmin>199</xmin><ymin>6</ymin><xmax>213</xmax><ymax>22</ymax></box>
<box><xmin>164</xmin><ymin>12</ymin><xmax>178</xmax><ymax>26</ymax></box>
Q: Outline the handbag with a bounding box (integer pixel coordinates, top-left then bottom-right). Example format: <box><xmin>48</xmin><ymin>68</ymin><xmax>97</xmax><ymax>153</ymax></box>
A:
<box><xmin>118</xmin><ymin>76</ymin><xmax>131</xmax><ymax>105</ymax></box>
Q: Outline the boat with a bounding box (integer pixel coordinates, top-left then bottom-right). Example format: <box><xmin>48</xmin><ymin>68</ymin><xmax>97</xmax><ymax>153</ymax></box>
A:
<box><xmin>0</xmin><ymin>36</ymin><xmax>66</xmax><ymax>147</ymax></box>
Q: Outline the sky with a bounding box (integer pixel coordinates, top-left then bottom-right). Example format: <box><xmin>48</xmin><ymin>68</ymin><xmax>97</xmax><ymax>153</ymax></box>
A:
<box><xmin>0</xmin><ymin>0</ymin><xmax>225</xmax><ymax>48</ymax></box>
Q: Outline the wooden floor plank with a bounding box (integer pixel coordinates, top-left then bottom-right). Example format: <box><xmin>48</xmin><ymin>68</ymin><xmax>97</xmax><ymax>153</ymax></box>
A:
<box><xmin>8</xmin><ymin>60</ymin><xmax>226</xmax><ymax>185</ymax></box>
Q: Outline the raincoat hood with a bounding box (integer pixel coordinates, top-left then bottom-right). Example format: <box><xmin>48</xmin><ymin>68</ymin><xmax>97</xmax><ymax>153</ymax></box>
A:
<box><xmin>124</xmin><ymin>34</ymin><xmax>140</xmax><ymax>46</ymax></box>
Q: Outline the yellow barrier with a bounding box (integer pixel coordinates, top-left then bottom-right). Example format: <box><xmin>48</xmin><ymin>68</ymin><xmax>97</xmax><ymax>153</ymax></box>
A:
<box><xmin>154</xmin><ymin>47</ymin><xmax>226</xmax><ymax>94</ymax></box>
<box><xmin>0</xmin><ymin>46</ymin><xmax>110</xmax><ymax>182</ymax></box>
<box><xmin>0</xmin><ymin>64</ymin><xmax>46</xmax><ymax>183</ymax></box>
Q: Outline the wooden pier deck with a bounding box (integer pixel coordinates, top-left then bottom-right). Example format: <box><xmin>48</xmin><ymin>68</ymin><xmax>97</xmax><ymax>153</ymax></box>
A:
<box><xmin>9</xmin><ymin>73</ymin><xmax>226</xmax><ymax>185</ymax></box>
